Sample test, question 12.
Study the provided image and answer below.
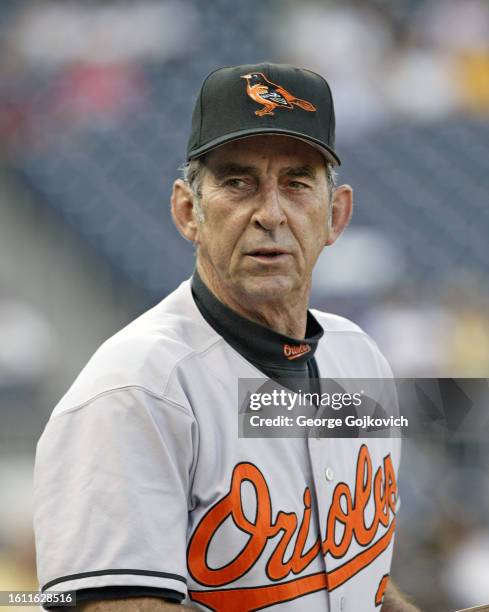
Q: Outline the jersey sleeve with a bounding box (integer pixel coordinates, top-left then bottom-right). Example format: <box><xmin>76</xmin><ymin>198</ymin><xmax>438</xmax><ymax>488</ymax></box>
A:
<box><xmin>33</xmin><ymin>387</ymin><xmax>197</xmax><ymax>604</ymax></box>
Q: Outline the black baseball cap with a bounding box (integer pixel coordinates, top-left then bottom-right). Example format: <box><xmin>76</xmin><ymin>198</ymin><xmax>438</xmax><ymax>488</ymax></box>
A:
<box><xmin>187</xmin><ymin>62</ymin><xmax>341</xmax><ymax>166</ymax></box>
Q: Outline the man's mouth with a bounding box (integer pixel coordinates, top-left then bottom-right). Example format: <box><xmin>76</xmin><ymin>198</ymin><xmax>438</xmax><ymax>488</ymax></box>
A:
<box><xmin>246</xmin><ymin>249</ymin><xmax>289</xmax><ymax>261</ymax></box>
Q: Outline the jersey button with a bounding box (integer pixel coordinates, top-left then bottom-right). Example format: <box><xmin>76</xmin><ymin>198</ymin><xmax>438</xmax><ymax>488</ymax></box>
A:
<box><xmin>340</xmin><ymin>596</ymin><xmax>346</xmax><ymax>610</ymax></box>
<box><xmin>325</xmin><ymin>467</ymin><xmax>334</xmax><ymax>481</ymax></box>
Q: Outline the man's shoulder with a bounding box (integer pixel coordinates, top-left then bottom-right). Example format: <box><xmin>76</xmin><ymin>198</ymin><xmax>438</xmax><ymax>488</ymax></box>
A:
<box><xmin>311</xmin><ymin>309</ymin><xmax>367</xmax><ymax>336</ymax></box>
<box><xmin>53</xmin><ymin>279</ymin><xmax>219</xmax><ymax>416</ymax></box>
<box><xmin>311</xmin><ymin>308</ymin><xmax>393</xmax><ymax>377</ymax></box>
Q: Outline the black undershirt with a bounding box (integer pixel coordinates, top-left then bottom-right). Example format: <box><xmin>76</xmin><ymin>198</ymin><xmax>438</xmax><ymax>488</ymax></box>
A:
<box><xmin>46</xmin><ymin>272</ymin><xmax>324</xmax><ymax>609</ymax></box>
<box><xmin>191</xmin><ymin>269</ymin><xmax>324</xmax><ymax>395</ymax></box>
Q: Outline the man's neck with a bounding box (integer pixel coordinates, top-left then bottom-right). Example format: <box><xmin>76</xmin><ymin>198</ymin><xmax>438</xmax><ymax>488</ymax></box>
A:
<box><xmin>196</xmin><ymin>263</ymin><xmax>309</xmax><ymax>339</ymax></box>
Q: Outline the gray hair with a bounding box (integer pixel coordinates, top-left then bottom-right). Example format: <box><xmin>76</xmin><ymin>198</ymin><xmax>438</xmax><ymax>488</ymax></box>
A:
<box><xmin>180</xmin><ymin>158</ymin><xmax>207</xmax><ymax>222</ymax></box>
<box><xmin>180</xmin><ymin>156</ymin><xmax>338</xmax><ymax>223</ymax></box>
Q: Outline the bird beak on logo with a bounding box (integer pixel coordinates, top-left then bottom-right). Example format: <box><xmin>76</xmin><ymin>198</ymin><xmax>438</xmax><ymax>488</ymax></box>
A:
<box><xmin>241</xmin><ymin>74</ymin><xmax>251</xmax><ymax>79</ymax></box>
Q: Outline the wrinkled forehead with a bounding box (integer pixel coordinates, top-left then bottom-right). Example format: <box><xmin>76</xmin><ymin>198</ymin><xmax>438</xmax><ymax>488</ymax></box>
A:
<box><xmin>205</xmin><ymin>134</ymin><xmax>327</xmax><ymax>171</ymax></box>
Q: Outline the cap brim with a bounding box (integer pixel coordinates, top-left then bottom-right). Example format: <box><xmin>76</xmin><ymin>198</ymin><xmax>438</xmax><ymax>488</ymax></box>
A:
<box><xmin>187</xmin><ymin>128</ymin><xmax>341</xmax><ymax>166</ymax></box>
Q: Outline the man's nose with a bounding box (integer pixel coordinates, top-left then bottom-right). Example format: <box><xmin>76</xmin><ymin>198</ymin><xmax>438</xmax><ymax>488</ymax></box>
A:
<box><xmin>251</xmin><ymin>186</ymin><xmax>287</xmax><ymax>231</ymax></box>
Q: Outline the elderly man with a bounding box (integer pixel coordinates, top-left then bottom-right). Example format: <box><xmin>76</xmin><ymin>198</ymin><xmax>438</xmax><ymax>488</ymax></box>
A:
<box><xmin>34</xmin><ymin>64</ymin><xmax>419</xmax><ymax>611</ymax></box>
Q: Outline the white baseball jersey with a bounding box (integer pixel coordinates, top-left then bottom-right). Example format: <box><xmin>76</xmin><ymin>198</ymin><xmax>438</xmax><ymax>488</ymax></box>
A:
<box><xmin>34</xmin><ymin>278</ymin><xmax>401</xmax><ymax>611</ymax></box>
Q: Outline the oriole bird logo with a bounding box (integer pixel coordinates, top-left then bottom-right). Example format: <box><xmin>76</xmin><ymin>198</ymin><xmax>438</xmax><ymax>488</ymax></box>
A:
<box><xmin>241</xmin><ymin>72</ymin><xmax>317</xmax><ymax>117</ymax></box>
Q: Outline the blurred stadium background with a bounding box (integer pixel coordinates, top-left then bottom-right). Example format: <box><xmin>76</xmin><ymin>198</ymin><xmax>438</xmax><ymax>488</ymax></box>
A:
<box><xmin>1</xmin><ymin>1</ymin><xmax>488</xmax><ymax>610</ymax></box>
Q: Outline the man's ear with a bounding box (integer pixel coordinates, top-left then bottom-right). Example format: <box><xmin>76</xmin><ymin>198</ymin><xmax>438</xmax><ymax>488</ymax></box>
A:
<box><xmin>171</xmin><ymin>179</ymin><xmax>200</xmax><ymax>243</ymax></box>
<box><xmin>326</xmin><ymin>184</ymin><xmax>353</xmax><ymax>246</ymax></box>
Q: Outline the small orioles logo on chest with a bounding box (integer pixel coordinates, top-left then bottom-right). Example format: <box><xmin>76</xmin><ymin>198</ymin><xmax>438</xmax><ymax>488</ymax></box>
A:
<box><xmin>283</xmin><ymin>343</ymin><xmax>311</xmax><ymax>360</ymax></box>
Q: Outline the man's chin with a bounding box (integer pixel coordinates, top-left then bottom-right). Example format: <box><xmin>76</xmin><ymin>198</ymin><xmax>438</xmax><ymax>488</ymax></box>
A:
<box><xmin>236</xmin><ymin>275</ymin><xmax>297</xmax><ymax>302</ymax></box>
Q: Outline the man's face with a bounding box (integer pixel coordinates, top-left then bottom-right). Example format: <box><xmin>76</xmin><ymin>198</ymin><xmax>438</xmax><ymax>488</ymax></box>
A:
<box><xmin>193</xmin><ymin>135</ymin><xmax>334</xmax><ymax>305</ymax></box>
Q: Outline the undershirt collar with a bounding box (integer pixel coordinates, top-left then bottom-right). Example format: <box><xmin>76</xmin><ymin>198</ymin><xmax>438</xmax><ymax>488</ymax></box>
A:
<box><xmin>191</xmin><ymin>270</ymin><xmax>323</xmax><ymax>375</ymax></box>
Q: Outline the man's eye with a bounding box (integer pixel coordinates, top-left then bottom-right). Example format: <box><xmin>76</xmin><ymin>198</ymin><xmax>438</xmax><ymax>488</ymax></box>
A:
<box><xmin>224</xmin><ymin>178</ymin><xmax>247</xmax><ymax>188</ymax></box>
<box><xmin>288</xmin><ymin>181</ymin><xmax>309</xmax><ymax>189</ymax></box>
